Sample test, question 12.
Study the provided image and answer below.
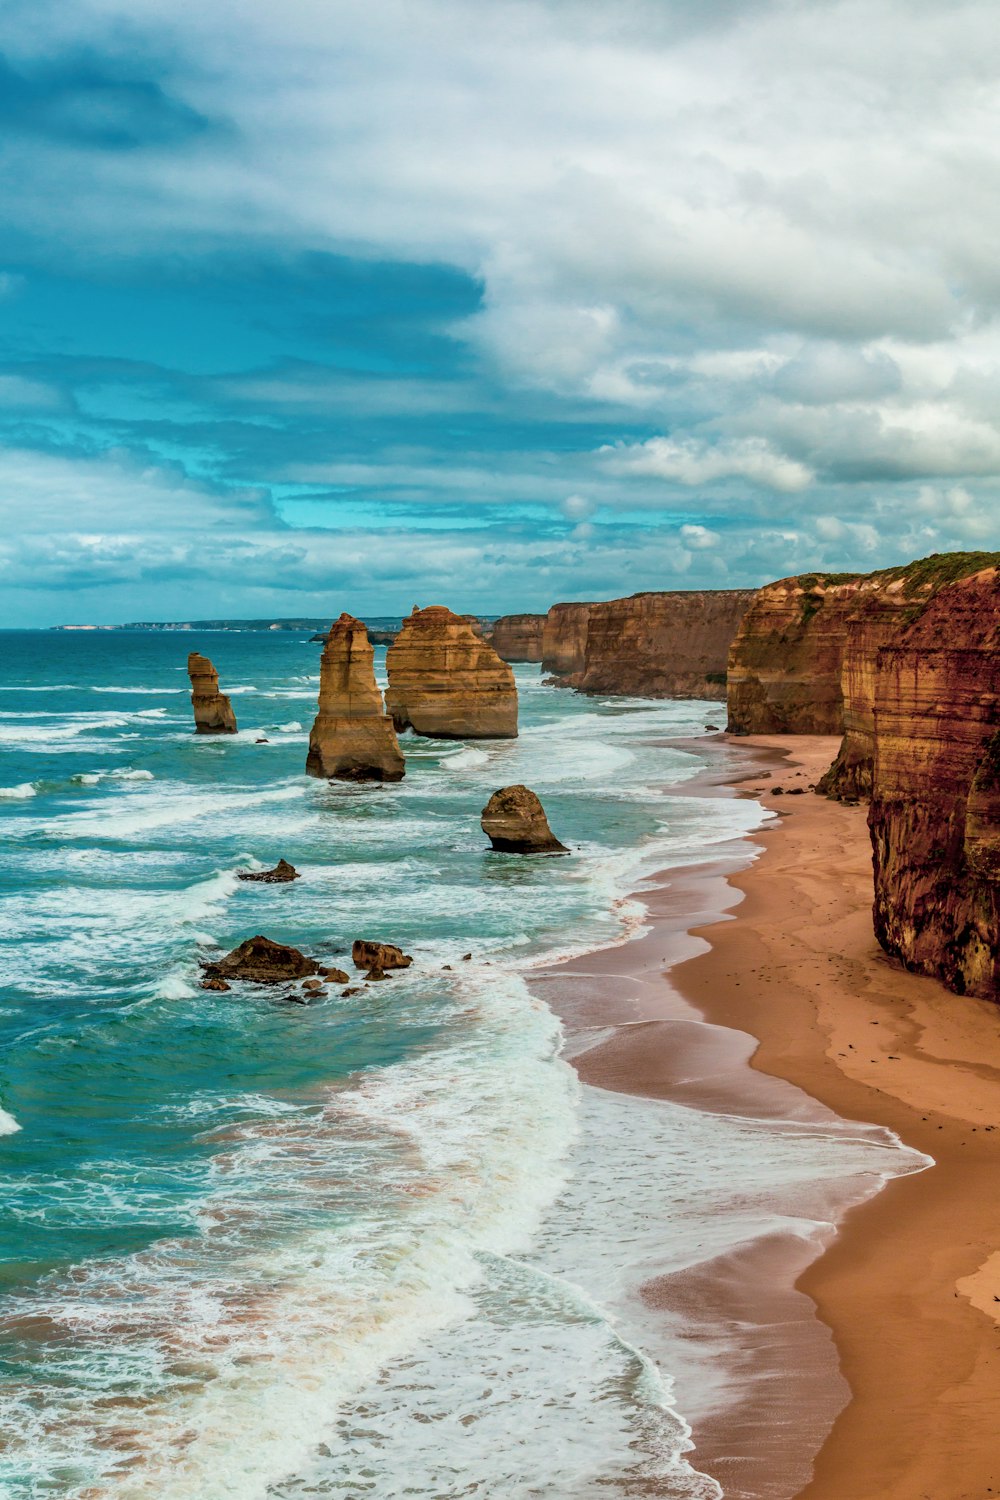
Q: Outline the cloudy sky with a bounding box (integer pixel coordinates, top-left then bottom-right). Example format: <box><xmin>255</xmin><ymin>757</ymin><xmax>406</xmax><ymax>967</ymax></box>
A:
<box><xmin>2</xmin><ymin>0</ymin><xmax>999</xmax><ymax>625</ymax></box>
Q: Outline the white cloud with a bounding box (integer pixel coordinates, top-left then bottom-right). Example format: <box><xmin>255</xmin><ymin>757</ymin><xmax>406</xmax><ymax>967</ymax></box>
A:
<box><xmin>601</xmin><ymin>435</ymin><xmax>813</xmax><ymax>492</ymax></box>
<box><xmin>679</xmin><ymin>523</ymin><xmax>720</xmax><ymax>549</ymax></box>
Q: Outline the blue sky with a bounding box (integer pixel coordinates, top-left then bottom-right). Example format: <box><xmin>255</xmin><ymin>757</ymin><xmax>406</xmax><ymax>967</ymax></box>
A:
<box><xmin>2</xmin><ymin>0</ymin><xmax>999</xmax><ymax>625</ymax></box>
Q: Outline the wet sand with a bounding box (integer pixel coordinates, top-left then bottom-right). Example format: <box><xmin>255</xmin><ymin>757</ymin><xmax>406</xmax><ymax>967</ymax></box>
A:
<box><xmin>535</xmin><ymin>733</ymin><xmax>1000</xmax><ymax>1500</ymax></box>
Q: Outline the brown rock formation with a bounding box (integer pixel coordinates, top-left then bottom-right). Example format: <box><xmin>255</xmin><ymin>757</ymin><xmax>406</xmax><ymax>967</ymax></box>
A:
<box><xmin>187</xmin><ymin>652</ymin><xmax>237</xmax><ymax>734</ymax></box>
<box><xmin>237</xmin><ymin>859</ymin><xmax>300</xmax><ymax>884</ymax></box>
<box><xmin>726</xmin><ymin>574</ymin><xmax>866</xmax><ymax>734</ymax></box>
<box><xmin>491</xmin><ymin>614</ymin><xmax>545</xmax><ymax>662</ymax></box>
<box><xmin>481</xmin><ymin>784</ymin><xmax>568</xmax><ymax>854</ymax></box>
<box><xmin>306</xmin><ymin>614</ymin><xmax>405</xmax><ymax>782</ymax></box>
<box><xmin>351</xmin><ymin>939</ymin><xmax>413</xmax><ymax>971</ymax></box>
<box><xmin>541</xmin><ymin>602</ymin><xmax>593</xmax><ymax>680</ymax></box>
<box><xmin>202</xmin><ymin>934</ymin><xmax>322</xmax><ymax>984</ymax></box>
<box><xmin>385</xmin><ymin>606</ymin><xmax>518</xmax><ymax>739</ymax></box>
<box><xmin>868</xmin><ymin>563</ymin><xmax>1000</xmax><ymax>998</ymax></box>
<box><xmin>572</xmin><ymin>591</ymin><xmax>753</xmax><ymax>698</ymax></box>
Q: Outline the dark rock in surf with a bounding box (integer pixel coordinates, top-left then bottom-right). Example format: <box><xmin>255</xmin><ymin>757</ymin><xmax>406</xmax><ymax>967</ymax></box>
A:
<box><xmin>237</xmin><ymin>859</ymin><xmax>300</xmax><ymax>884</ymax></box>
<box><xmin>352</xmin><ymin>939</ymin><xmax>413</xmax><ymax>971</ymax></box>
<box><xmin>201</xmin><ymin>934</ymin><xmax>322</xmax><ymax>984</ymax></box>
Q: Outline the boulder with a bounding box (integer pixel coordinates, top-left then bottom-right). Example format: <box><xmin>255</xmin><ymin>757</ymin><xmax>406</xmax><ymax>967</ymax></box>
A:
<box><xmin>200</xmin><ymin>976</ymin><xmax>231</xmax><ymax>992</ymax></box>
<box><xmin>320</xmin><ymin>966</ymin><xmax>350</xmax><ymax>984</ymax></box>
<box><xmin>385</xmin><ymin>606</ymin><xmax>518</xmax><ymax>739</ymax></box>
<box><xmin>201</xmin><ymin>934</ymin><xmax>322</xmax><ymax>984</ymax></box>
<box><xmin>237</xmin><ymin>859</ymin><xmax>300</xmax><ymax>884</ymax></box>
<box><xmin>306</xmin><ymin>614</ymin><xmax>405</xmax><ymax>782</ymax></box>
<box><xmin>481</xmin><ymin>785</ymin><xmax>567</xmax><ymax>854</ymax></box>
<box><xmin>352</xmin><ymin>939</ymin><xmax>413</xmax><ymax>971</ymax></box>
<box><xmin>187</xmin><ymin>653</ymin><xmax>238</xmax><ymax>734</ymax></box>
<box><xmin>364</xmin><ymin>967</ymin><xmax>389</xmax><ymax>981</ymax></box>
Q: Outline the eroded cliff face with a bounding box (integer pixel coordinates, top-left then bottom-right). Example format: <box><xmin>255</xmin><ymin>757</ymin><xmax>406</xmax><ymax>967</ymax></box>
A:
<box><xmin>869</xmin><ymin>566</ymin><xmax>1000</xmax><ymax>998</ymax></box>
<box><xmin>541</xmin><ymin>603</ymin><xmax>593</xmax><ymax>680</ymax></box>
<box><xmin>726</xmin><ymin>575</ymin><xmax>865</xmax><ymax>734</ymax></box>
<box><xmin>385</xmin><ymin>605</ymin><xmax>518</xmax><ymax>739</ymax></box>
<box><xmin>187</xmin><ymin>653</ymin><xmax>238</xmax><ymax>734</ymax></box>
<box><xmin>573</xmin><ymin>590</ymin><xmax>753</xmax><ymax>699</ymax></box>
<box><xmin>491</xmin><ymin>614</ymin><xmax>545</xmax><ymax>662</ymax></box>
<box><xmin>306</xmin><ymin>613</ymin><xmax>404</xmax><ymax>781</ymax></box>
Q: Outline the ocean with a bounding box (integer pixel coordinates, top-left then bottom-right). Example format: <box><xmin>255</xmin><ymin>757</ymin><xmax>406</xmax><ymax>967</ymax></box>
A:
<box><xmin>0</xmin><ymin>630</ymin><xmax>923</xmax><ymax>1499</ymax></box>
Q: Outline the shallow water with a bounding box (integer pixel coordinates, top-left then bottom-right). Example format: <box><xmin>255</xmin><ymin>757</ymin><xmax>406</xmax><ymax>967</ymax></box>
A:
<box><xmin>0</xmin><ymin>631</ymin><xmax>923</xmax><ymax>1498</ymax></box>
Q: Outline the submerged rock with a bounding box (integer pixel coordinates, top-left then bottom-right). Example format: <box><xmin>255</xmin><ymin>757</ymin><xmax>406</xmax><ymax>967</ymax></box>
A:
<box><xmin>481</xmin><ymin>785</ymin><xmax>567</xmax><ymax>854</ymax></box>
<box><xmin>364</xmin><ymin>966</ymin><xmax>390</xmax><ymax>981</ymax></box>
<box><xmin>352</xmin><ymin>939</ymin><xmax>413</xmax><ymax>971</ymax></box>
<box><xmin>385</xmin><ymin>605</ymin><xmax>517</xmax><ymax>739</ymax></box>
<box><xmin>320</xmin><ymin>965</ymin><xmax>350</xmax><ymax>984</ymax></box>
<box><xmin>237</xmin><ymin>859</ymin><xmax>300</xmax><ymax>884</ymax></box>
<box><xmin>202</xmin><ymin>934</ymin><xmax>322</xmax><ymax>984</ymax></box>
<box><xmin>306</xmin><ymin>613</ymin><xmax>404</xmax><ymax>782</ymax></box>
<box><xmin>200</xmin><ymin>976</ymin><xmax>231</xmax><ymax>992</ymax></box>
<box><xmin>187</xmin><ymin>652</ymin><xmax>238</xmax><ymax>734</ymax></box>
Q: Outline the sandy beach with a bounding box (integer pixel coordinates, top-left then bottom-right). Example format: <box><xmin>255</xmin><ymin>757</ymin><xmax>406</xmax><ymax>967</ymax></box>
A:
<box><xmin>535</xmin><ymin>733</ymin><xmax>1000</xmax><ymax>1500</ymax></box>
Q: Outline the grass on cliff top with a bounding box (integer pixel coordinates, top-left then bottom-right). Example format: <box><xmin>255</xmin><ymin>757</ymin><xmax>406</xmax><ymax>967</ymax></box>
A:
<box><xmin>787</xmin><ymin>551</ymin><xmax>1000</xmax><ymax>598</ymax></box>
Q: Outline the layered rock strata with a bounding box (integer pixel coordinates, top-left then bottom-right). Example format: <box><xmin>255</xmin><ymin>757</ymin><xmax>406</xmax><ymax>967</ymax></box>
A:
<box><xmin>869</xmin><ymin>564</ymin><xmax>1000</xmax><ymax>998</ymax></box>
<box><xmin>490</xmin><ymin>614</ymin><xmax>545</xmax><ymax>662</ymax></box>
<box><xmin>541</xmin><ymin>602</ymin><xmax>593</xmax><ymax>680</ymax></box>
<box><xmin>481</xmin><ymin>785</ymin><xmax>567</xmax><ymax>853</ymax></box>
<box><xmin>726</xmin><ymin>575</ymin><xmax>864</xmax><ymax>735</ymax></box>
<box><xmin>572</xmin><ymin>590</ymin><xmax>754</xmax><ymax>698</ymax></box>
<box><xmin>306</xmin><ymin>614</ymin><xmax>405</xmax><ymax>781</ymax></box>
<box><xmin>385</xmin><ymin>606</ymin><xmax>518</xmax><ymax>739</ymax></box>
<box><xmin>187</xmin><ymin>652</ymin><xmax>238</xmax><ymax>734</ymax></box>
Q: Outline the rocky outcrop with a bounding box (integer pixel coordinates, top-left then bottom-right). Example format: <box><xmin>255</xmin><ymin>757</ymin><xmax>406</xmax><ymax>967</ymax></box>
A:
<box><xmin>385</xmin><ymin>606</ymin><xmax>518</xmax><ymax>739</ymax></box>
<box><xmin>352</xmin><ymin>939</ymin><xmax>413</xmax><ymax>971</ymax></box>
<box><xmin>726</xmin><ymin>575</ymin><xmax>867</xmax><ymax>734</ymax></box>
<box><xmin>868</xmin><ymin>563</ymin><xmax>1000</xmax><ymax>998</ymax></box>
<box><xmin>481</xmin><ymin>784</ymin><xmax>567</xmax><ymax>854</ymax></box>
<box><xmin>202</xmin><ymin>934</ymin><xmax>322</xmax><ymax>984</ymax></box>
<box><xmin>306</xmin><ymin>614</ymin><xmax>405</xmax><ymax>782</ymax></box>
<box><xmin>491</xmin><ymin>614</ymin><xmax>545</xmax><ymax>662</ymax></box>
<box><xmin>237</xmin><ymin>859</ymin><xmax>300</xmax><ymax>883</ymax></box>
<box><xmin>541</xmin><ymin>602</ymin><xmax>593</xmax><ymax>680</ymax></box>
<box><xmin>187</xmin><ymin>653</ymin><xmax>238</xmax><ymax>734</ymax></box>
<box><xmin>573</xmin><ymin>591</ymin><xmax>753</xmax><ymax>698</ymax></box>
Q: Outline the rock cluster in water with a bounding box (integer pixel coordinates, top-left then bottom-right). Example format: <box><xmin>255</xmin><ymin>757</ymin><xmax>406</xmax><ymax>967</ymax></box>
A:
<box><xmin>481</xmin><ymin>784</ymin><xmax>567</xmax><ymax>854</ymax></box>
<box><xmin>386</xmin><ymin>606</ymin><xmax>518</xmax><ymax>739</ymax></box>
<box><xmin>187</xmin><ymin>652</ymin><xmax>238</xmax><ymax>734</ymax></box>
<box><xmin>306</xmin><ymin>613</ymin><xmax>405</xmax><ymax>782</ymax></box>
<box><xmin>202</xmin><ymin>934</ymin><xmax>323</xmax><ymax>985</ymax></box>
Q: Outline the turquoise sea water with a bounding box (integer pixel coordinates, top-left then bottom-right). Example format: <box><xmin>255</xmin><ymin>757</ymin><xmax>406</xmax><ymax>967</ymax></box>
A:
<box><xmin>0</xmin><ymin>632</ymin><xmax>923</xmax><ymax>1499</ymax></box>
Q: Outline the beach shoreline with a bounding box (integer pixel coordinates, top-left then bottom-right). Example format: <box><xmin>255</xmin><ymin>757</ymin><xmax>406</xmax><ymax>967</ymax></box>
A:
<box><xmin>533</xmin><ymin>732</ymin><xmax>1000</xmax><ymax>1500</ymax></box>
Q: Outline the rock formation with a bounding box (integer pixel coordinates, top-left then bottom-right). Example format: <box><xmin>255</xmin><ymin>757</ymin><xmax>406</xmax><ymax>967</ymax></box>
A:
<box><xmin>726</xmin><ymin>575</ymin><xmax>865</xmax><ymax>735</ymax></box>
<box><xmin>541</xmin><ymin>602</ymin><xmax>593</xmax><ymax>680</ymax></box>
<box><xmin>306</xmin><ymin>614</ymin><xmax>405</xmax><ymax>781</ymax></box>
<box><xmin>490</xmin><ymin>614</ymin><xmax>545</xmax><ymax>662</ymax></box>
<box><xmin>573</xmin><ymin>591</ymin><xmax>753</xmax><ymax>698</ymax></box>
<box><xmin>237</xmin><ymin>859</ymin><xmax>300</xmax><ymax>883</ymax></box>
<box><xmin>385</xmin><ymin>606</ymin><xmax>518</xmax><ymax>739</ymax></box>
<box><xmin>202</xmin><ymin>934</ymin><xmax>322</xmax><ymax>984</ymax></box>
<box><xmin>187</xmin><ymin>652</ymin><xmax>238</xmax><ymax>734</ymax></box>
<box><xmin>481</xmin><ymin>784</ymin><xmax>567</xmax><ymax>854</ymax></box>
<box><xmin>351</xmin><ymin>939</ymin><xmax>413</xmax><ymax>971</ymax></box>
<box><xmin>868</xmin><ymin>563</ymin><xmax>1000</xmax><ymax>998</ymax></box>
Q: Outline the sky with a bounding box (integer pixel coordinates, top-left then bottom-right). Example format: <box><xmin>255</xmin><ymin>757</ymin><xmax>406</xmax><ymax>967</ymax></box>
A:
<box><xmin>2</xmin><ymin>0</ymin><xmax>1000</xmax><ymax>626</ymax></box>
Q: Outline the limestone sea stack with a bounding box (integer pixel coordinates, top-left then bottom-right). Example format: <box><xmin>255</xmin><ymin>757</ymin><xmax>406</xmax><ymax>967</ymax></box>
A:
<box><xmin>306</xmin><ymin>614</ymin><xmax>405</xmax><ymax>782</ymax></box>
<box><xmin>541</xmin><ymin>602</ymin><xmax>593</xmax><ymax>680</ymax></box>
<box><xmin>481</xmin><ymin>785</ymin><xmax>567</xmax><ymax>854</ymax></box>
<box><xmin>187</xmin><ymin>652</ymin><xmax>238</xmax><ymax>734</ymax></box>
<box><xmin>386</xmin><ymin>606</ymin><xmax>518</xmax><ymax>739</ymax></box>
<box><xmin>490</xmin><ymin>614</ymin><xmax>545</xmax><ymax>662</ymax></box>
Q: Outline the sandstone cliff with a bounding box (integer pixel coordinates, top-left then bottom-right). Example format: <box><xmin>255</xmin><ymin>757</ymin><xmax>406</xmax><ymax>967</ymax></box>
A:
<box><xmin>385</xmin><ymin>606</ymin><xmax>518</xmax><ymax>739</ymax></box>
<box><xmin>541</xmin><ymin>602</ymin><xmax>593</xmax><ymax>680</ymax></box>
<box><xmin>726</xmin><ymin>574</ymin><xmax>869</xmax><ymax>735</ymax></box>
<box><xmin>187</xmin><ymin>652</ymin><xmax>238</xmax><ymax>734</ymax></box>
<box><xmin>306</xmin><ymin>613</ymin><xmax>405</xmax><ymax>781</ymax></box>
<box><xmin>868</xmin><ymin>563</ymin><xmax>1000</xmax><ymax>998</ymax></box>
<box><xmin>491</xmin><ymin>614</ymin><xmax>545</xmax><ymax>662</ymax></box>
<box><xmin>572</xmin><ymin>590</ymin><xmax>753</xmax><ymax>699</ymax></box>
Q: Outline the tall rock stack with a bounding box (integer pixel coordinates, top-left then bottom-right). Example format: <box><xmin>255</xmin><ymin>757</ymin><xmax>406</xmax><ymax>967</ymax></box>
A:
<box><xmin>491</xmin><ymin>614</ymin><xmax>545</xmax><ymax>662</ymax></box>
<box><xmin>869</xmin><ymin>564</ymin><xmax>1000</xmax><ymax>998</ymax></box>
<box><xmin>541</xmin><ymin>602</ymin><xmax>594</xmax><ymax>681</ymax></box>
<box><xmin>306</xmin><ymin>614</ymin><xmax>405</xmax><ymax>781</ymax></box>
<box><xmin>386</xmin><ymin>606</ymin><xmax>518</xmax><ymax>739</ymax></box>
<box><xmin>187</xmin><ymin>653</ymin><xmax>238</xmax><ymax>734</ymax></box>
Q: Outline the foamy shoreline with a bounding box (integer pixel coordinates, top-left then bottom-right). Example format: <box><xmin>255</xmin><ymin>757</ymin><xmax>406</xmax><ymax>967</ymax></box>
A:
<box><xmin>530</xmin><ymin>734</ymin><xmax>933</xmax><ymax>1500</ymax></box>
